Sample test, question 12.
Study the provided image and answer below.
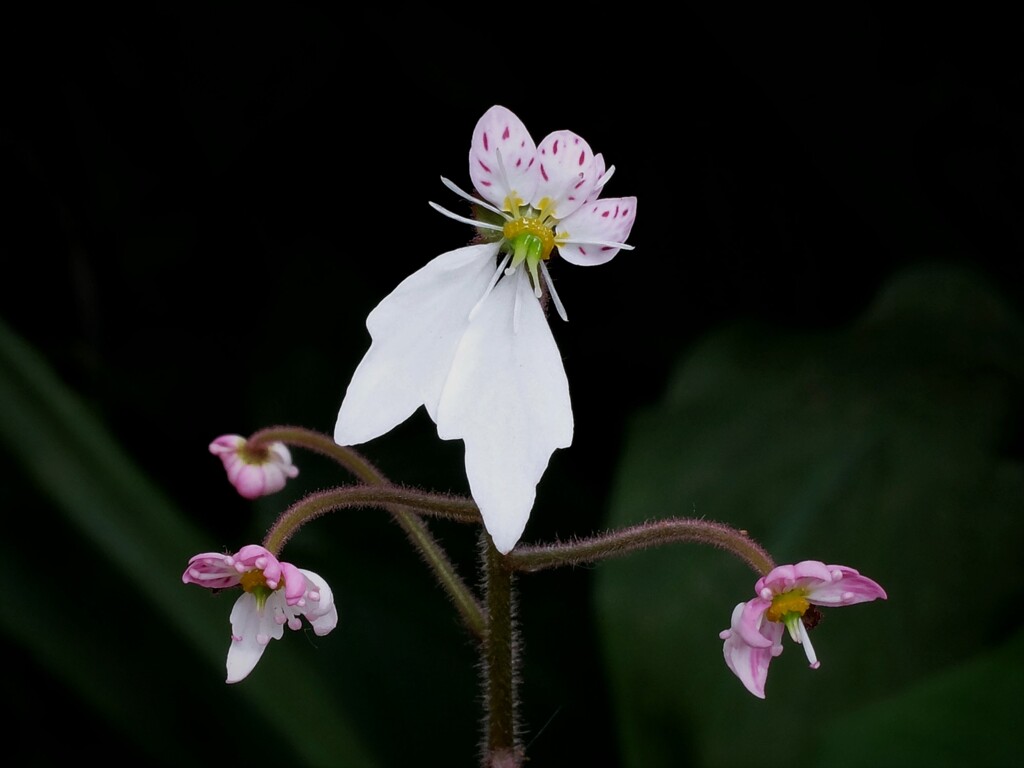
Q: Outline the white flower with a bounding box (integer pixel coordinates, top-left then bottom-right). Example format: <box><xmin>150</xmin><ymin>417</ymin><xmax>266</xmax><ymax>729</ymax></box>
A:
<box><xmin>334</xmin><ymin>105</ymin><xmax>636</xmax><ymax>554</ymax></box>
<box><xmin>182</xmin><ymin>544</ymin><xmax>338</xmax><ymax>683</ymax></box>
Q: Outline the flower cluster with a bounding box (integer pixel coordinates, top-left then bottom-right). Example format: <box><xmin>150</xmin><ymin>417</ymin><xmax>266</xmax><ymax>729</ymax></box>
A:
<box><xmin>334</xmin><ymin>105</ymin><xmax>636</xmax><ymax>554</ymax></box>
<box><xmin>182</xmin><ymin>544</ymin><xmax>337</xmax><ymax>683</ymax></box>
<box><xmin>720</xmin><ymin>560</ymin><xmax>887</xmax><ymax>698</ymax></box>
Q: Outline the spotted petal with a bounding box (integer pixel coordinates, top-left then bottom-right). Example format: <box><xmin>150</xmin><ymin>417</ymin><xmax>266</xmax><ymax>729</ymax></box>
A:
<box><xmin>436</xmin><ymin>270</ymin><xmax>573</xmax><ymax>553</ymax></box>
<box><xmin>469</xmin><ymin>105</ymin><xmax>538</xmax><ymax>213</ymax></box>
<box><xmin>556</xmin><ymin>196</ymin><xmax>637</xmax><ymax>266</ymax></box>
<box><xmin>335</xmin><ymin>243</ymin><xmax>501</xmax><ymax>445</ymax></box>
<box><xmin>533</xmin><ymin>130</ymin><xmax>598</xmax><ymax>219</ymax></box>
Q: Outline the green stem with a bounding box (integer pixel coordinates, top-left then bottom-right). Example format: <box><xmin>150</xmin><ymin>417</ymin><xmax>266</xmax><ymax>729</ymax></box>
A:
<box><xmin>508</xmin><ymin>518</ymin><xmax>775</xmax><ymax>576</ymax></box>
<box><xmin>482</xmin><ymin>534</ymin><xmax>522</xmax><ymax>768</ymax></box>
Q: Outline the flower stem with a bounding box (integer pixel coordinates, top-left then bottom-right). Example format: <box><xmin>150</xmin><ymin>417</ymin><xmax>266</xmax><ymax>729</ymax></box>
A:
<box><xmin>508</xmin><ymin>518</ymin><xmax>776</xmax><ymax>576</ymax></box>
<box><xmin>481</xmin><ymin>534</ymin><xmax>522</xmax><ymax>768</ymax></box>
<box><xmin>248</xmin><ymin>425</ymin><xmax>388</xmax><ymax>484</ymax></box>
<box><xmin>251</xmin><ymin>426</ymin><xmax>486</xmax><ymax>640</ymax></box>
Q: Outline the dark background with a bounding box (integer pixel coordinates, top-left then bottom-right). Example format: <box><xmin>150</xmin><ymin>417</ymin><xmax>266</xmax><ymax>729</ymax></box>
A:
<box><xmin>2</xmin><ymin>7</ymin><xmax>1022</xmax><ymax>766</ymax></box>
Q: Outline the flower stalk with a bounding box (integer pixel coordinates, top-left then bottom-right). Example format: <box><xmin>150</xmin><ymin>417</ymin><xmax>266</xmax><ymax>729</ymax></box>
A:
<box><xmin>509</xmin><ymin>517</ymin><xmax>776</xmax><ymax>576</ymax></box>
<box><xmin>482</xmin><ymin>535</ymin><xmax>522</xmax><ymax>768</ymax></box>
<box><xmin>250</xmin><ymin>427</ymin><xmax>486</xmax><ymax>641</ymax></box>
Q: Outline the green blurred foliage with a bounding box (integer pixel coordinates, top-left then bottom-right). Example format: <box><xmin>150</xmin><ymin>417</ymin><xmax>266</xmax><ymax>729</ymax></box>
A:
<box><xmin>597</xmin><ymin>265</ymin><xmax>1024</xmax><ymax>767</ymax></box>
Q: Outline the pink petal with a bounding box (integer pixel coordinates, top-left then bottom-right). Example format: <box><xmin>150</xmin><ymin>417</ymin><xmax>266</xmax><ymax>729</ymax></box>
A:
<box><xmin>720</xmin><ymin>602</ymin><xmax>784</xmax><ymax>698</ymax></box>
<box><xmin>533</xmin><ymin>129</ymin><xmax>598</xmax><ymax>219</ymax></box>
<box><xmin>469</xmin><ymin>105</ymin><xmax>538</xmax><ymax>212</ymax></box>
<box><xmin>279</xmin><ymin>561</ymin><xmax>307</xmax><ymax>606</ymax></box>
<box><xmin>556</xmin><ymin>196</ymin><xmax>637</xmax><ymax>266</ymax></box>
<box><xmin>209</xmin><ymin>434</ymin><xmax>245</xmax><ymax>456</ymax></box>
<box><xmin>808</xmin><ymin>565</ymin><xmax>888</xmax><ymax>606</ymax></box>
<box><xmin>182</xmin><ymin>552</ymin><xmax>240</xmax><ymax>589</ymax></box>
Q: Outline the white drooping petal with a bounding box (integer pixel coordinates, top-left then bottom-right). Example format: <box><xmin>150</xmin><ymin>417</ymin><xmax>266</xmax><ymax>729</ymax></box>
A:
<box><xmin>469</xmin><ymin>105</ymin><xmax>538</xmax><ymax>211</ymax></box>
<box><xmin>226</xmin><ymin>592</ymin><xmax>285</xmax><ymax>684</ymax></box>
<box><xmin>297</xmin><ymin>568</ymin><xmax>339</xmax><ymax>636</ymax></box>
<box><xmin>335</xmin><ymin>243</ymin><xmax>501</xmax><ymax>445</ymax></box>
<box><xmin>436</xmin><ymin>271</ymin><xmax>573</xmax><ymax>554</ymax></box>
<box><xmin>533</xmin><ymin>130</ymin><xmax>599</xmax><ymax>219</ymax></box>
<box><xmin>556</xmin><ymin>196</ymin><xmax>637</xmax><ymax>266</ymax></box>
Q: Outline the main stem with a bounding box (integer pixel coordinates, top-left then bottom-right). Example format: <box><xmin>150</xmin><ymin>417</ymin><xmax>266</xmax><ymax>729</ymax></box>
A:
<box><xmin>482</xmin><ymin>534</ymin><xmax>521</xmax><ymax>768</ymax></box>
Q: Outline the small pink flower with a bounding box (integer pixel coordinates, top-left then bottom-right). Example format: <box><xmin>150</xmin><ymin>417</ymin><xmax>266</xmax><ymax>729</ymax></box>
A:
<box><xmin>182</xmin><ymin>544</ymin><xmax>338</xmax><ymax>683</ymax></box>
<box><xmin>719</xmin><ymin>560</ymin><xmax>887</xmax><ymax>698</ymax></box>
<box><xmin>209</xmin><ymin>434</ymin><xmax>299</xmax><ymax>499</ymax></box>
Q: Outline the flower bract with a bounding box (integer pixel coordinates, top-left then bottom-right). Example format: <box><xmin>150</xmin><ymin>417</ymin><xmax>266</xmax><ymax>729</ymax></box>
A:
<box><xmin>719</xmin><ymin>560</ymin><xmax>887</xmax><ymax>698</ymax></box>
<box><xmin>182</xmin><ymin>544</ymin><xmax>337</xmax><ymax>683</ymax></box>
<box><xmin>334</xmin><ymin>105</ymin><xmax>636</xmax><ymax>554</ymax></box>
<box><xmin>209</xmin><ymin>434</ymin><xmax>299</xmax><ymax>499</ymax></box>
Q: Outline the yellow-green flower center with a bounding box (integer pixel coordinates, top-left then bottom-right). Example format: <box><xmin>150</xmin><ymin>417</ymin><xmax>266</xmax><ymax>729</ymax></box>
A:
<box><xmin>502</xmin><ymin>216</ymin><xmax>555</xmax><ymax>263</ymax></box>
<box><xmin>766</xmin><ymin>591</ymin><xmax>810</xmax><ymax>623</ymax></box>
<box><xmin>240</xmin><ymin>569</ymin><xmax>273</xmax><ymax>610</ymax></box>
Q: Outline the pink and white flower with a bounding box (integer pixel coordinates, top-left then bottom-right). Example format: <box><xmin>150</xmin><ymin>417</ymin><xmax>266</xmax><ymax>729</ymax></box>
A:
<box><xmin>719</xmin><ymin>560</ymin><xmax>887</xmax><ymax>698</ymax></box>
<box><xmin>334</xmin><ymin>105</ymin><xmax>636</xmax><ymax>554</ymax></box>
<box><xmin>182</xmin><ymin>544</ymin><xmax>337</xmax><ymax>683</ymax></box>
<box><xmin>209</xmin><ymin>434</ymin><xmax>299</xmax><ymax>499</ymax></box>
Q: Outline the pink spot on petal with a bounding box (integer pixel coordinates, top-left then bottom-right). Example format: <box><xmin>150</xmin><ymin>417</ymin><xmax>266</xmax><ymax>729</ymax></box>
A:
<box><xmin>578</xmin><ymin>150</ymin><xmax>586</xmax><ymax>165</ymax></box>
<box><xmin>515</xmin><ymin>158</ymin><xmax>522</xmax><ymax>167</ymax></box>
<box><xmin>579</xmin><ymin>246</ymin><xmax>588</xmax><ymax>255</ymax></box>
<box><xmin>528</xmin><ymin>158</ymin><xmax>535</xmax><ymax>169</ymax></box>
<box><xmin>553</xmin><ymin>140</ymin><xmax>559</xmax><ymax>154</ymax></box>
<box><xmin>481</xmin><ymin>180</ymin><xmax>492</xmax><ymax>187</ymax></box>
<box><xmin>540</xmin><ymin>164</ymin><xmax>549</xmax><ymax>182</ymax></box>
<box><xmin>483</xmin><ymin>133</ymin><xmax>489</xmax><ymax>151</ymax></box>
<box><xmin>600</xmin><ymin>246</ymin><xmax>612</xmax><ymax>251</ymax></box>
<box><xmin>502</xmin><ymin>126</ymin><xmax>510</xmax><ymax>140</ymax></box>
<box><xmin>601</xmin><ymin>210</ymin><xmax>610</xmax><ymax>218</ymax></box>
<box><xmin>614</xmin><ymin>205</ymin><xmax>620</xmax><ymax>216</ymax></box>
<box><xmin>478</xmin><ymin>159</ymin><xmax>492</xmax><ymax>173</ymax></box>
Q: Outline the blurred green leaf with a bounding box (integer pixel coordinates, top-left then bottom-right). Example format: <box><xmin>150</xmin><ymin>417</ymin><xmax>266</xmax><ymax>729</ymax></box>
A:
<box><xmin>818</xmin><ymin>626</ymin><xmax>1024</xmax><ymax>767</ymax></box>
<box><xmin>595</xmin><ymin>264</ymin><xmax>1024</xmax><ymax>767</ymax></box>
<box><xmin>0</xmin><ymin>317</ymin><xmax>377</xmax><ymax>766</ymax></box>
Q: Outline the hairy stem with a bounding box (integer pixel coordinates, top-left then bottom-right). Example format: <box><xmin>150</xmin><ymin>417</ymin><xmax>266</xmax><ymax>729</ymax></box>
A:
<box><xmin>509</xmin><ymin>517</ymin><xmax>775</xmax><ymax>576</ymax></box>
<box><xmin>251</xmin><ymin>426</ymin><xmax>486</xmax><ymax>640</ymax></box>
<box><xmin>481</xmin><ymin>534</ymin><xmax>522</xmax><ymax>768</ymax></box>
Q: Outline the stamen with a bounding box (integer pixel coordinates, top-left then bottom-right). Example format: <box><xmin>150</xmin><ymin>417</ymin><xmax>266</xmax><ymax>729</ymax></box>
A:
<box><xmin>594</xmin><ymin>164</ymin><xmax>616</xmax><ymax>192</ymax></box>
<box><xmin>494</xmin><ymin>148</ymin><xmax>521</xmax><ymax>217</ymax></box>
<box><xmin>428</xmin><ymin>202</ymin><xmax>504</xmax><ymax>231</ymax></box>
<box><xmin>558</xmin><ymin>236</ymin><xmax>635</xmax><ymax>251</ymax></box>
<box><xmin>439</xmin><ymin>176</ymin><xmax>509</xmax><ymax>220</ymax></box>
<box><xmin>469</xmin><ymin>253</ymin><xmax>511</xmax><ymax>322</ymax></box>
<box><xmin>512</xmin><ymin>273</ymin><xmax>523</xmax><ymax>334</ymax></box>
<box><xmin>539</xmin><ymin>261</ymin><xmax>568</xmax><ymax>322</ymax></box>
<box><xmin>796</xmin><ymin>619</ymin><xmax>821</xmax><ymax>669</ymax></box>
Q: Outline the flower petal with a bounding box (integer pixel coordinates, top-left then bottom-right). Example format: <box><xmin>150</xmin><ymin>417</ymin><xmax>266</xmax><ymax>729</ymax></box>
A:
<box><xmin>720</xmin><ymin>602</ymin><xmax>784</xmax><ymax>699</ymax></box>
<box><xmin>182</xmin><ymin>552</ymin><xmax>239</xmax><ymax>589</ymax></box>
<box><xmin>533</xmin><ymin>130</ymin><xmax>599</xmax><ymax>219</ymax></box>
<box><xmin>334</xmin><ymin>243</ymin><xmax>501</xmax><ymax>445</ymax></box>
<box><xmin>226</xmin><ymin>592</ymin><xmax>284</xmax><ymax>683</ymax></box>
<box><xmin>299</xmin><ymin>568</ymin><xmax>339</xmax><ymax>636</ymax></box>
<box><xmin>807</xmin><ymin>565</ymin><xmax>888</xmax><ymax>606</ymax></box>
<box><xmin>469</xmin><ymin>105</ymin><xmax>538</xmax><ymax>212</ymax></box>
<box><xmin>556</xmin><ymin>196</ymin><xmax>637</xmax><ymax>266</ymax></box>
<box><xmin>436</xmin><ymin>271</ymin><xmax>573</xmax><ymax>553</ymax></box>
